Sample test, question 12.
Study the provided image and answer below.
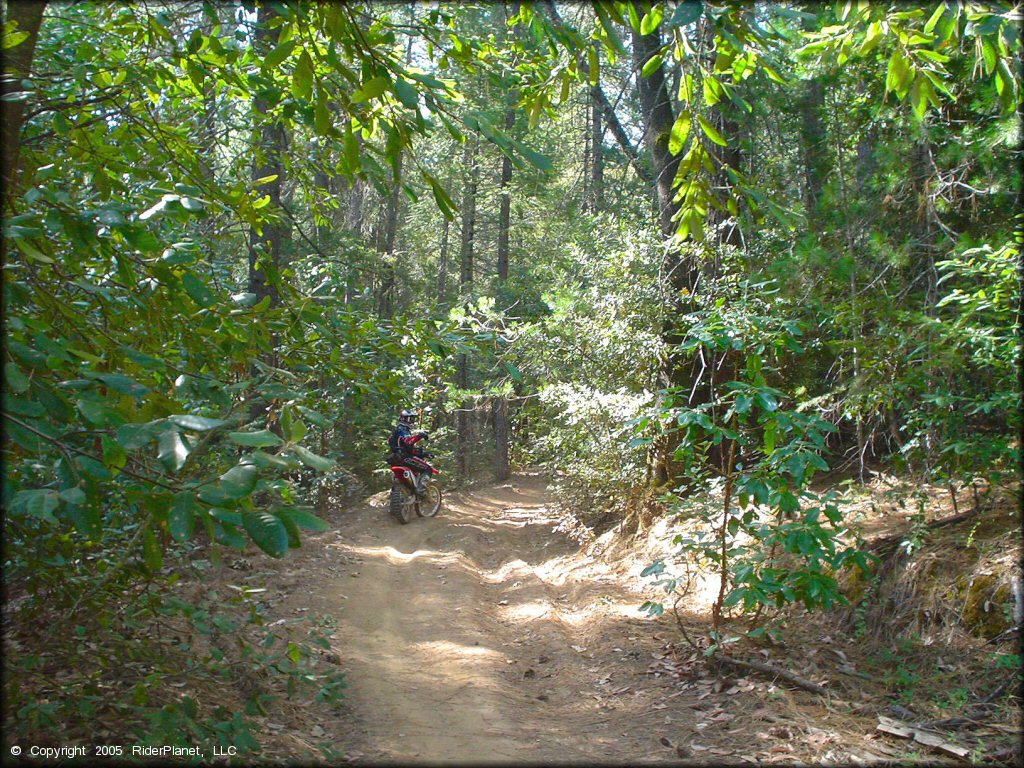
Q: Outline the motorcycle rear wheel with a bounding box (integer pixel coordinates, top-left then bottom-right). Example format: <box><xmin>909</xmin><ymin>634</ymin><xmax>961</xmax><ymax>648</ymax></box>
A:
<box><xmin>416</xmin><ymin>483</ymin><xmax>442</xmax><ymax>518</ymax></box>
<box><xmin>389</xmin><ymin>482</ymin><xmax>416</xmax><ymax>524</ymax></box>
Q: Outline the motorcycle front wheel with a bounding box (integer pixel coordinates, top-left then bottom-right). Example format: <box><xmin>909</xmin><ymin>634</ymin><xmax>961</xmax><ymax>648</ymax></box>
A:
<box><xmin>416</xmin><ymin>482</ymin><xmax>442</xmax><ymax>518</ymax></box>
<box><xmin>389</xmin><ymin>482</ymin><xmax>416</xmax><ymax>524</ymax></box>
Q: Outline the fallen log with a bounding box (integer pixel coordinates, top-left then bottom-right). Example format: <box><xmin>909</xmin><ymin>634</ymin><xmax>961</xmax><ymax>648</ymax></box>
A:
<box><xmin>716</xmin><ymin>656</ymin><xmax>830</xmax><ymax>697</ymax></box>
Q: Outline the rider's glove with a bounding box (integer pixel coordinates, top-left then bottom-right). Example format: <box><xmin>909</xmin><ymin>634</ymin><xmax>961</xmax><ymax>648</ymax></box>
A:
<box><xmin>413</xmin><ymin>429</ymin><xmax>429</xmax><ymax>440</ymax></box>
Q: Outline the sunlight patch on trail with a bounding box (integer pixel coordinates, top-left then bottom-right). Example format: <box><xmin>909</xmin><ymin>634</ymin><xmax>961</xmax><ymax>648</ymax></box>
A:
<box><xmin>344</xmin><ymin>543</ymin><xmax>468</xmax><ymax>567</ymax></box>
<box><xmin>501</xmin><ymin>600</ymin><xmax>552</xmax><ymax>621</ymax></box>
<box><xmin>412</xmin><ymin>639</ymin><xmax>502</xmax><ymax>659</ymax></box>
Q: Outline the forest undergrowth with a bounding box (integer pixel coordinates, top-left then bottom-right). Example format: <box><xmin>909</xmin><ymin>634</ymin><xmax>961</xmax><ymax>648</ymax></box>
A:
<box><xmin>551</xmin><ymin>468</ymin><xmax>1023</xmax><ymax>765</ymax></box>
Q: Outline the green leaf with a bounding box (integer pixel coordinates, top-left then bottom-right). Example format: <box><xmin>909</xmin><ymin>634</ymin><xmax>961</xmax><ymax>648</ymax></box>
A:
<box><xmin>859</xmin><ymin>20</ymin><xmax>883</xmax><ymax>54</ymax></box>
<box><xmin>668</xmin><ymin>111</ymin><xmax>691</xmax><ymax>155</ymax></box>
<box><xmin>313</xmin><ymin>92</ymin><xmax>334</xmax><ymax>136</ymax></box>
<box><xmin>289</xmin><ymin>418</ymin><xmax>308</xmax><ymax>442</ymax></box>
<box><xmin>65</xmin><ymin>498</ymin><xmax>101</xmax><ymax>539</ymax></box>
<box><xmin>250</xmin><ymin>450</ymin><xmax>300</xmax><ymax>470</ymax></box>
<box><xmin>242</xmin><ymin>512</ymin><xmax>288</xmax><ymax>558</ymax></box>
<box><xmin>169</xmin><ymin>493</ymin><xmax>196</xmax><ymax>542</ymax></box>
<box><xmin>641</xmin><ymin>52</ymin><xmax>664</xmax><ymax>78</ymax></box>
<box><xmin>4</xmin><ymin>362</ymin><xmax>30</xmax><ymax>393</ymax></box>
<box><xmin>640</xmin><ymin>5</ymin><xmax>664</xmax><ymax>35</ymax></box>
<box><xmin>18</xmin><ymin>489</ymin><xmax>60</xmax><ymax>522</ymax></box>
<box><xmin>393</xmin><ymin>77</ymin><xmax>418</xmax><ymax>108</ymax></box>
<box><xmin>139</xmin><ymin>195</ymin><xmax>176</xmax><ymax>221</ymax></box>
<box><xmin>213</xmin><ymin>519</ymin><xmax>247</xmax><ymax>549</ymax></box>
<box><xmin>158</xmin><ymin>428</ymin><xmax>189</xmax><ymax>472</ymax></box>
<box><xmin>4</xmin><ymin>29</ymin><xmax>30</xmax><ymax>49</ymax></box>
<box><xmin>513</xmin><ymin>140</ymin><xmax>554</xmax><ymax>172</ymax></box>
<box><xmin>219</xmin><ymin>463</ymin><xmax>258</xmax><ymax>499</ymax></box>
<box><xmin>886</xmin><ymin>50</ymin><xmax>913</xmax><ymax>97</ymax></box>
<box><xmin>182</xmin><ymin>272</ymin><xmax>215</xmax><ymax>307</ymax></box>
<box><xmin>280</xmin><ymin>513</ymin><xmax>302</xmax><ymax>548</ymax></box>
<box><xmin>923</xmin><ymin>4</ymin><xmax>945</xmax><ymax>35</ymax></box>
<box><xmin>77</xmin><ymin>398</ymin><xmax>119</xmax><ymax>427</ymax></box>
<box><xmin>263</xmin><ymin>40</ymin><xmax>297</xmax><ymax>71</ymax></box>
<box><xmin>143</xmin><ymin>524</ymin><xmax>163</xmax><ymax>573</ymax></box>
<box><xmin>626</xmin><ymin>2</ymin><xmax>642</xmax><ymax>33</ymax></box>
<box><xmin>229</xmin><ymin>430</ymin><xmax>284</xmax><ymax>447</ymax></box>
<box><xmin>587</xmin><ymin>46</ymin><xmax>599</xmax><ymax>85</ymax></box>
<box><xmin>702</xmin><ymin>75</ymin><xmax>722</xmax><ymax>106</ymax></box>
<box><xmin>697</xmin><ymin>115</ymin><xmax>728</xmax><ymax>146</ymax></box>
<box><xmin>668</xmin><ymin>1</ymin><xmax>703</xmax><ymax>28</ymax></box>
<box><xmin>293</xmin><ymin>50</ymin><xmax>314</xmax><ymax>100</ymax></box>
<box><xmin>594</xmin><ymin>4</ymin><xmax>627</xmax><ymax>57</ymax></box>
<box><xmin>231</xmin><ymin>292</ymin><xmax>259</xmax><ymax>307</ymax></box>
<box><xmin>352</xmin><ymin>75</ymin><xmax>389</xmax><ymax>102</ymax></box>
<box><xmin>502</xmin><ymin>359</ymin><xmax>523</xmax><ymax>382</ymax></box>
<box><xmin>169</xmin><ymin>414</ymin><xmax>227</xmax><ymax>431</ymax></box>
<box><xmin>279</xmin><ymin>507</ymin><xmax>331</xmax><ymax>532</ymax></box>
<box><xmin>101</xmin><ymin>435</ymin><xmax>128</xmax><ymax>470</ymax></box>
<box><xmin>290</xmin><ymin>445</ymin><xmax>335</xmax><ymax>471</ymax></box>
<box><xmin>14</xmin><ymin>238</ymin><xmax>53</xmax><ymax>263</ymax></box>
<box><xmin>86</xmin><ymin>372</ymin><xmax>149</xmax><ymax>398</ymax></box>
<box><xmin>296</xmin><ymin>406</ymin><xmax>332</xmax><ymax>428</ymax></box>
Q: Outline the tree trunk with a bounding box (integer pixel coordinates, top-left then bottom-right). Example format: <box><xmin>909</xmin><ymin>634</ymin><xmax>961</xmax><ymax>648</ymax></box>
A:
<box><xmin>376</xmin><ymin>153</ymin><xmax>403</xmax><ymax>318</ymax></box>
<box><xmin>346</xmin><ymin>177</ymin><xmax>365</xmax><ymax>234</ymax></box>
<box><xmin>632</xmin><ymin>23</ymin><xmax>703</xmax><ymax>485</ymax></box>
<box><xmin>459</xmin><ymin>140</ymin><xmax>478</xmax><ymax>292</ymax></box>
<box><xmin>1</xmin><ymin>0</ymin><xmax>48</xmax><ymax>215</ymax></box>
<box><xmin>314</xmin><ymin>155</ymin><xmax>331</xmax><ymax>247</ymax></box>
<box><xmin>247</xmin><ymin>2</ymin><xmax>287</xmax><ymax>310</ymax></box>
<box><xmin>497</xmin><ymin>108</ymin><xmax>514</xmax><ymax>282</ymax></box>
<box><xmin>437</xmin><ymin>216</ymin><xmax>450</xmax><ymax>304</ymax></box>
<box><xmin>590</xmin><ymin>86</ymin><xmax>605</xmax><ymax>212</ymax></box>
<box><xmin>495</xmin><ymin>49</ymin><xmax>515</xmax><ymax>480</ymax></box>
<box><xmin>832</xmin><ymin>96</ymin><xmax>865</xmax><ymax>480</ymax></box>
<box><xmin>493</xmin><ymin>397</ymin><xmax>510</xmax><ymax>482</ymax></box>
<box><xmin>456</xmin><ymin>139</ymin><xmax>478</xmax><ymax>481</ymax></box>
<box><xmin>632</xmin><ymin>27</ymin><xmax>682</xmax><ymax>238</ymax></box>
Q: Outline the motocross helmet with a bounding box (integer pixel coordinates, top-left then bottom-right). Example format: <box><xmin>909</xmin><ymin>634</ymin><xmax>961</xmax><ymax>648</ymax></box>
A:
<box><xmin>399</xmin><ymin>409</ymin><xmax>417</xmax><ymax>426</ymax></box>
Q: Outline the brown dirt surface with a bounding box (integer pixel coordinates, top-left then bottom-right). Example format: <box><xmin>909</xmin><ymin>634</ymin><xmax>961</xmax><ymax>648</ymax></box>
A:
<box><xmin>239</xmin><ymin>471</ymin><xmax>1022</xmax><ymax>765</ymax></box>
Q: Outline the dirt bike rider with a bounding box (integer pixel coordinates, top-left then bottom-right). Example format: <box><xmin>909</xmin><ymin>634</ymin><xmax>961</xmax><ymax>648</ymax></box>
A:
<box><xmin>388</xmin><ymin>409</ymin><xmax>433</xmax><ymax>494</ymax></box>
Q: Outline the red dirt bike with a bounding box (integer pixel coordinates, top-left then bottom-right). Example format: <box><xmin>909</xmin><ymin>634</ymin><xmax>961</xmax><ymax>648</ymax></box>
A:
<box><xmin>388</xmin><ymin>461</ymin><xmax>442</xmax><ymax>524</ymax></box>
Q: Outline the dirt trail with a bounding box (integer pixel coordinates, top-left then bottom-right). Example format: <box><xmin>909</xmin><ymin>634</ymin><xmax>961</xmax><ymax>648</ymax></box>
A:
<box><xmin>314</xmin><ymin>473</ymin><xmax>675</xmax><ymax>763</ymax></box>
<box><xmin>282</xmin><ymin>473</ymin><xmax>904</xmax><ymax>765</ymax></box>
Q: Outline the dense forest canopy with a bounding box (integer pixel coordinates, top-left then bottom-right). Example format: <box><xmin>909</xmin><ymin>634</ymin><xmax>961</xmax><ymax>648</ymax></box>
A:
<box><xmin>2</xmin><ymin>0</ymin><xmax>1020</xmax><ymax>754</ymax></box>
